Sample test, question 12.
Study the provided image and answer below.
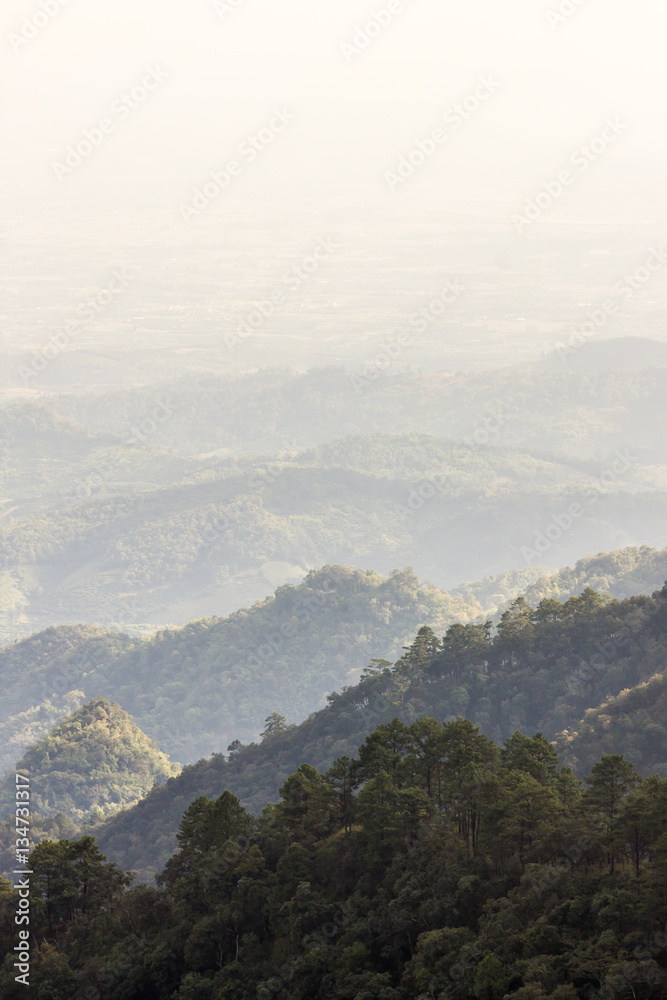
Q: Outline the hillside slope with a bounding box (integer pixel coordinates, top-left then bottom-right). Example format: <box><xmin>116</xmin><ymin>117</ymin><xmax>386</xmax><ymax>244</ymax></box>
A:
<box><xmin>0</xmin><ymin>625</ymin><xmax>135</xmax><ymax>775</ymax></box>
<box><xmin>94</xmin><ymin>583</ymin><xmax>667</xmax><ymax>879</ymax></box>
<box><xmin>6</xmin><ymin>715</ymin><xmax>667</xmax><ymax>1000</ymax></box>
<box><xmin>3</xmin><ymin>389</ymin><xmax>667</xmax><ymax>639</ymax></box>
<box><xmin>0</xmin><ymin>567</ymin><xmax>479</xmax><ymax>765</ymax></box>
<box><xmin>0</xmin><ymin>697</ymin><xmax>178</xmax><ymax>823</ymax></box>
<box><xmin>557</xmin><ymin>670</ymin><xmax>667</xmax><ymax>776</ymax></box>
<box><xmin>48</xmin><ymin>363</ymin><xmax>667</xmax><ymax>463</ymax></box>
<box><xmin>497</xmin><ymin>544</ymin><xmax>667</xmax><ymax>607</ymax></box>
<box><xmin>2</xmin><ymin>460</ymin><xmax>665</xmax><ymax>638</ymax></box>
<box><xmin>4</xmin><ymin>547</ymin><xmax>667</xmax><ymax>775</ymax></box>
<box><xmin>0</xmin><ymin>400</ymin><xmax>197</xmax><ymax>517</ymax></box>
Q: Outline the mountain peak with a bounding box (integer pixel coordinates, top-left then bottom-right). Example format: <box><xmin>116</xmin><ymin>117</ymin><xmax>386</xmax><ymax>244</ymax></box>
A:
<box><xmin>1</xmin><ymin>698</ymin><xmax>179</xmax><ymax>823</ymax></box>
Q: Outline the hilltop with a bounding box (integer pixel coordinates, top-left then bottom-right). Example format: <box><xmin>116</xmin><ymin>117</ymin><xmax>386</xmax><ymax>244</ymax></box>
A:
<box><xmin>0</xmin><ymin>624</ymin><xmax>135</xmax><ymax>774</ymax></box>
<box><xmin>5</xmin><ymin>360</ymin><xmax>667</xmax><ymax>638</ymax></box>
<box><xmin>0</xmin><ymin>697</ymin><xmax>178</xmax><ymax>824</ymax></box>
<box><xmin>0</xmin><ymin>566</ymin><xmax>479</xmax><ymax>766</ymax></box>
<box><xmin>1</xmin><ymin>428</ymin><xmax>666</xmax><ymax>639</ymax></box>
<box><xmin>45</xmin><ymin>363</ymin><xmax>667</xmax><ymax>462</ymax></box>
<box><xmin>4</xmin><ymin>546</ymin><xmax>667</xmax><ymax>775</ymax></box>
<box><xmin>4</xmin><ymin>547</ymin><xmax>667</xmax><ymax>776</ymax></box>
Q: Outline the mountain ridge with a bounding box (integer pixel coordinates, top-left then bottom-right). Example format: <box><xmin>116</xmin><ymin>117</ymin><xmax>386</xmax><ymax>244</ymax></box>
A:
<box><xmin>90</xmin><ymin>579</ymin><xmax>667</xmax><ymax>880</ymax></box>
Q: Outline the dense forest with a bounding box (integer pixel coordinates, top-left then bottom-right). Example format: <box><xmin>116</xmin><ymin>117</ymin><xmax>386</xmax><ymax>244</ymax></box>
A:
<box><xmin>0</xmin><ymin>626</ymin><xmax>136</xmax><ymax>775</ymax></box>
<box><xmin>92</xmin><ymin>582</ymin><xmax>667</xmax><ymax>881</ymax></box>
<box><xmin>0</xmin><ymin>698</ymin><xmax>178</xmax><ymax>823</ymax></box>
<box><xmin>0</xmin><ymin>566</ymin><xmax>479</xmax><ymax>766</ymax></box>
<box><xmin>3</xmin><ymin>548</ymin><xmax>667</xmax><ymax>773</ymax></box>
<box><xmin>555</xmin><ymin>670</ymin><xmax>667</xmax><ymax>777</ymax></box>
<box><xmin>0</xmin><ymin>698</ymin><xmax>178</xmax><ymax>881</ymax></box>
<box><xmin>1</xmin><ymin>716</ymin><xmax>666</xmax><ymax>999</ymax></box>
<box><xmin>6</xmin><ymin>2</ymin><xmax>667</xmax><ymax>992</ymax></box>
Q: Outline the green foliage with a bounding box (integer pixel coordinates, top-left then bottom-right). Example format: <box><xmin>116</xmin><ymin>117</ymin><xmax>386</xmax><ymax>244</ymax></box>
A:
<box><xmin>557</xmin><ymin>671</ymin><xmax>667</xmax><ymax>776</ymax></box>
<box><xmin>94</xmin><ymin>584</ymin><xmax>667</xmax><ymax>880</ymax></box>
<box><xmin>3</xmin><ymin>719</ymin><xmax>667</xmax><ymax>999</ymax></box>
<box><xmin>474</xmin><ymin>954</ymin><xmax>509</xmax><ymax>1000</ymax></box>
<box><xmin>0</xmin><ymin>698</ymin><xmax>178</xmax><ymax>827</ymax></box>
<box><xmin>0</xmin><ymin>626</ymin><xmax>135</xmax><ymax>775</ymax></box>
<box><xmin>30</xmin><ymin>835</ymin><xmax>131</xmax><ymax>935</ymax></box>
<box><xmin>4</xmin><ymin>547</ymin><xmax>667</xmax><ymax>775</ymax></box>
<box><xmin>0</xmin><ymin>566</ymin><xmax>486</xmax><ymax>764</ymax></box>
<box><xmin>6</xmin><ymin>371</ymin><xmax>667</xmax><ymax>648</ymax></box>
<box><xmin>260</xmin><ymin>712</ymin><xmax>290</xmax><ymax>739</ymax></box>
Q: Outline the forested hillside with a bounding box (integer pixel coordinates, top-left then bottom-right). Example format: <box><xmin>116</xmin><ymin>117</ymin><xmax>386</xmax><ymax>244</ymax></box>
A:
<box><xmin>0</xmin><ymin>566</ymin><xmax>476</xmax><ymax>766</ymax></box>
<box><xmin>557</xmin><ymin>672</ymin><xmax>667</xmax><ymax>777</ymax></box>
<box><xmin>0</xmin><ymin>404</ymin><xmax>116</xmax><ymax>511</ymax></box>
<box><xmin>454</xmin><ymin>544</ymin><xmax>667</xmax><ymax>616</ymax></box>
<box><xmin>0</xmin><ymin>698</ymin><xmax>179</xmax><ymax>881</ymax></box>
<box><xmin>2</xmin><ymin>719</ymin><xmax>666</xmax><ymax>999</ymax></box>
<box><xmin>4</xmin><ymin>432</ymin><xmax>661</xmax><ymax>638</ymax></box>
<box><xmin>46</xmin><ymin>363</ymin><xmax>667</xmax><ymax>462</ymax></box>
<box><xmin>6</xmin><ymin>4</ymin><xmax>667</xmax><ymax>994</ymax></box>
<box><xmin>93</xmin><ymin>583</ymin><xmax>667</xmax><ymax>881</ymax></box>
<box><xmin>0</xmin><ymin>626</ymin><xmax>135</xmax><ymax>775</ymax></box>
<box><xmin>5</xmin><ymin>361</ymin><xmax>667</xmax><ymax>639</ymax></box>
<box><xmin>3</xmin><ymin>548</ymin><xmax>667</xmax><ymax>776</ymax></box>
<box><xmin>518</xmin><ymin>546</ymin><xmax>667</xmax><ymax>606</ymax></box>
<box><xmin>0</xmin><ymin>401</ymin><xmax>197</xmax><ymax>517</ymax></box>
<box><xmin>0</xmin><ymin>698</ymin><xmax>178</xmax><ymax>824</ymax></box>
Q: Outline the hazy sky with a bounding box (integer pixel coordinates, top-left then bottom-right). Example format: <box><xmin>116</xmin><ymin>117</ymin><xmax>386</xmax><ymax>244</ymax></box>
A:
<box><xmin>3</xmin><ymin>0</ymin><xmax>667</xmax><ymax>219</ymax></box>
<box><xmin>3</xmin><ymin>0</ymin><xmax>667</xmax><ymax>378</ymax></box>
